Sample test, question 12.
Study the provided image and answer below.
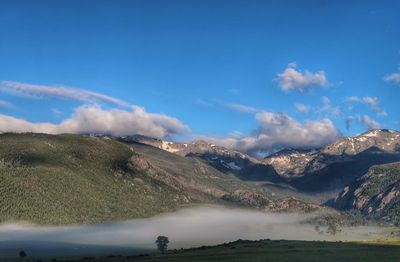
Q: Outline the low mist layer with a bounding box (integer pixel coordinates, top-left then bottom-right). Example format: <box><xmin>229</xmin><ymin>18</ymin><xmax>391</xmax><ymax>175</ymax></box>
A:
<box><xmin>0</xmin><ymin>205</ymin><xmax>391</xmax><ymax>260</ymax></box>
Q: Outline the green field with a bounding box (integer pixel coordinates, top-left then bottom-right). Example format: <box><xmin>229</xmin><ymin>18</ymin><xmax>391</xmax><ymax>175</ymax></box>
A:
<box><xmin>58</xmin><ymin>239</ymin><xmax>400</xmax><ymax>262</ymax></box>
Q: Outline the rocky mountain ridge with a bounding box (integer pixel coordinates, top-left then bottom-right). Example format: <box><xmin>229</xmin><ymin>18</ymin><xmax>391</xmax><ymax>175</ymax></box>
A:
<box><xmin>327</xmin><ymin>162</ymin><xmax>400</xmax><ymax>225</ymax></box>
<box><xmin>124</xmin><ymin>135</ymin><xmax>279</xmax><ymax>181</ymax></box>
<box><xmin>127</xmin><ymin>130</ymin><xmax>400</xmax><ymax>192</ymax></box>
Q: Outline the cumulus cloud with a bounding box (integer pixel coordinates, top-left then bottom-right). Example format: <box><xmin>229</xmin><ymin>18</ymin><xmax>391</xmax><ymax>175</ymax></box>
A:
<box><xmin>276</xmin><ymin>62</ymin><xmax>329</xmax><ymax>93</ymax></box>
<box><xmin>0</xmin><ymin>105</ymin><xmax>189</xmax><ymax>138</ymax></box>
<box><xmin>0</xmin><ymin>81</ymin><xmax>190</xmax><ymax>138</ymax></box>
<box><xmin>295</xmin><ymin>103</ymin><xmax>311</xmax><ymax>113</ymax></box>
<box><xmin>200</xmin><ymin>111</ymin><xmax>341</xmax><ymax>154</ymax></box>
<box><xmin>0</xmin><ymin>80</ymin><xmax>131</xmax><ymax>108</ymax></box>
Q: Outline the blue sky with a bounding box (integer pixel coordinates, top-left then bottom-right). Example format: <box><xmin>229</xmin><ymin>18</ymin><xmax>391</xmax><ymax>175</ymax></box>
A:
<box><xmin>0</xmin><ymin>0</ymin><xmax>399</xmax><ymax>154</ymax></box>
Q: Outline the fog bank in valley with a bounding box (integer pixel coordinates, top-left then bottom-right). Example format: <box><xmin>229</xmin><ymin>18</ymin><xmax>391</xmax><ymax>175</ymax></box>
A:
<box><xmin>0</xmin><ymin>206</ymin><xmax>391</xmax><ymax>260</ymax></box>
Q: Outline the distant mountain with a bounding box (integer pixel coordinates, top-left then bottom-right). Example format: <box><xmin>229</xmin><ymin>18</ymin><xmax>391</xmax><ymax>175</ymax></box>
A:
<box><xmin>327</xmin><ymin>162</ymin><xmax>400</xmax><ymax>226</ymax></box>
<box><xmin>263</xmin><ymin>149</ymin><xmax>318</xmax><ymax>177</ymax></box>
<box><xmin>294</xmin><ymin>130</ymin><xmax>400</xmax><ymax>192</ymax></box>
<box><xmin>322</xmin><ymin>129</ymin><xmax>400</xmax><ymax>155</ymax></box>
<box><xmin>127</xmin><ymin>130</ymin><xmax>400</xmax><ymax>193</ymax></box>
<box><xmin>260</xmin><ymin>130</ymin><xmax>400</xmax><ymax>192</ymax></box>
<box><xmin>125</xmin><ymin>135</ymin><xmax>280</xmax><ymax>182</ymax></box>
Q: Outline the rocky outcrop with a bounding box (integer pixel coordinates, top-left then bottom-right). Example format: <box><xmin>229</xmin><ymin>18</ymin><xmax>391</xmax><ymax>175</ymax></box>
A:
<box><xmin>327</xmin><ymin>162</ymin><xmax>400</xmax><ymax>225</ymax></box>
<box><xmin>263</xmin><ymin>149</ymin><xmax>317</xmax><ymax>177</ymax></box>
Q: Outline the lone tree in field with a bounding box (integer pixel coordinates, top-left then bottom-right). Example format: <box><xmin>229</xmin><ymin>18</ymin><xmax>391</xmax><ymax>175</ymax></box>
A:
<box><xmin>155</xmin><ymin>236</ymin><xmax>169</xmax><ymax>254</ymax></box>
<box><xmin>19</xmin><ymin>250</ymin><xmax>27</xmax><ymax>259</ymax></box>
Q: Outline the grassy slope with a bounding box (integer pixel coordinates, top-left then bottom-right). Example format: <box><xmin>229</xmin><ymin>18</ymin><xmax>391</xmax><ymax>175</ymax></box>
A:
<box><xmin>0</xmin><ymin>133</ymin><xmax>262</xmax><ymax>225</ymax></box>
<box><xmin>0</xmin><ymin>133</ymin><xmax>183</xmax><ymax>224</ymax></box>
<box><xmin>62</xmin><ymin>239</ymin><xmax>400</xmax><ymax>262</ymax></box>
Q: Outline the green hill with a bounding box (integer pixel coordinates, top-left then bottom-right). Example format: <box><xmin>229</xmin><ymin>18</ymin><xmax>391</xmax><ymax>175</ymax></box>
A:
<box><xmin>0</xmin><ymin>133</ymin><xmax>269</xmax><ymax>225</ymax></box>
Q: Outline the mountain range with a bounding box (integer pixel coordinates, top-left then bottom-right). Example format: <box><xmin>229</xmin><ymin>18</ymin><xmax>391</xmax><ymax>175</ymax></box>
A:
<box><xmin>129</xmin><ymin>129</ymin><xmax>400</xmax><ymax>192</ymax></box>
<box><xmin>1</xmin><ymin>129</ymin><xmax>400</xmax><ymax>225</ymax></box>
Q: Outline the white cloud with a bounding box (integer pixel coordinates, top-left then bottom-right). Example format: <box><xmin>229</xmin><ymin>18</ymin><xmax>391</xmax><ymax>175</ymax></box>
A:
<box><xmin>206</xmin><ymin>100</ymin><xmax>259</xmax><ymax>113</ymax></box>
<box><xmin>361</xmin><ymin>115</ymin><xmax>380</xmax><ymax>130</ymax></box>
<box><xmin>345</xmin><ymin>114</ymin><xmax>381</xmax><ymax>131</ymax></box>
<box><xmin>0</xmin><ymin>81</ymin><xmax>190</xmax><ymax>138</ymax></box>
<box><xmin>383</xmin><ymin>67</ymin><xmax>400</xmax><ymax>85</ymax></box>
<box><xmin>316</xmin><ymin>96</ymin><xmax>341</xmax><ymax>116</ymax></box>
<box><xmin>361</xmin><ymin>97</ymin><xmax>382</xmax><ymax>111</ymax></box>
<box><xmin>0</xmin><ymin>105</ymin><xmax>189</xmax><ymax>138</ymax></box>
<box><xmin>225</xmin><ymin>103</ymin><xmax>258</xmax><ymax>113</ymax></box>
<box><xmin>384</xmin><ymin>73</ymin><xmax>400</xmax><ymax>84</ymax></box>
<box><xmin>345</xmin><ymin>96</ymin><xmax>360</xmax><ymax>103</ymax></box>
<box><xmin>276</xmin><ymin>63</ymin><xmax>329</xmax><ymax>93</ymax></box>
<box><xmin>200</xmin><ymin>112</ymin><xmax>341</xmax><ymax>154</ymax></box>
<box><xmin>0</xmin><ymin>80</ymin><xmax>131</xmax><ymax>108</ymax></box>
<box><xmin>345</xmin><ymin>96</ymin><xmax>385</xmax><ymax>115</ymax></box>
<box><xmin>295</xmin><ymin>103</ymin><xmax>311</xmax><ymax>113</ymax></box>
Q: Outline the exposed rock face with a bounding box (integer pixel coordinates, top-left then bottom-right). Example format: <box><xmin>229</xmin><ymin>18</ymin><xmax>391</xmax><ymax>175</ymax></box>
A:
<box><xmin>327</xmin><ymin>162</ymin><xmax>400</xmax><ymax>225</ymax></box>
<box><xmin>263</xmin><ymin>149</ymin><xmax>317</xmax><ymax>177</ymax></box>
<box><xmin>322</xmin><ymin>129</ymin><xmax>400</xmax><ymax>155</ymax></box>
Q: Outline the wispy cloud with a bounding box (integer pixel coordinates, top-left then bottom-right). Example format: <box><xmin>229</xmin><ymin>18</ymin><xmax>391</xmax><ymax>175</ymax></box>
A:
<box><xmin>193</xmin><ymin>98</ymin><xmax>214</xmax><ymax>107</ymax></box>
<box><xmin>0</xmin><ymin>100</ymin><xmax>14</xmax><ymax>109</ymax></box>
<box><xmin>276</xmin><ymin>62</ymin><xmax>329</xmax><ymax>93</ymax></box>
<box><xmin>345</xmin><ymin>96</ymin><xmax>386</xmax><ymax>116</ymax></box>
<box><xmin>51</xmin><ymin>108</ymin><xmax>62</xmax><ymax>116</ymax></box>
<box><xmin>345</xmin><ymin>114</ymin><xmax>381</xmax><ymax>131</ymax></box>
<box><xmin>0</xmin><ymin>80</ymin><xmax>131</xmax><ymax>108</ymax></box>
<box><xmin>383</xmin><ymin>66</ymin><xmax>400</xmax><ymax>85</ymax></box>
<box><xmin>361</xmin><ymin>115</ymin><xmax>380</xmax><ymax>130</ymax></box>
<box><xmin>196</xmin><ymin>99</ymin><xmax>259</xmax><ymax>113</ymax></box>
<box><xmin>295</xmin><ymin>103</ymin><xmax>311</xmax><ymax>113</ymax></box>
<box><xmin>225</xmin><ymin>102</ymin><xmax>259</xmax><ymax>113</ymax></box>
<box><xmin>361</xmin><ymin>97</ymin><xmax>382</xmax><ymax>111</ymax></box>
<box><xmin>316</xmin><ymin>96</ymin><xmax>341</xmax><ymax>117</ymax></box>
